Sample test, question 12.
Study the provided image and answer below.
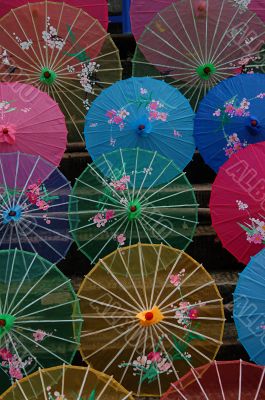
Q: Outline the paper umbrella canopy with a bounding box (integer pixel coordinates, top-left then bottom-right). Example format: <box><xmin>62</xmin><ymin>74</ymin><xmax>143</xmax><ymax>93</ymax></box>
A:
<box><xmin>68</xmin><ymin>148</ymin><xmax>198</xmax><ymax>264</ymax></box>
<box><xmin>210</xmin><ymin>142</ymin><xmax>265</xmax><ymax>265</ymax></box>
<box><xmin>1</xmin><ymin>365</ymin><xmax>134</xmax><ymax>400</ymax></box>
<box><xmin>0</xmin><ymin>0</ymin><xmax>109</xmax><ymax>30</ymax></box>
<box><xmin>0</xmin><ymin>152</ymin><xmax>72</xmax><ymax>264</ymax></box>
<box><xmin>78</xmin><ymin>243</ymin><xmax>225</xmax><ymax>397</ymax></box>
<box><xmin>85</xmin><ymin>77</ymin><xmax>195</xmax><ymax>171</ymax></box>
<box><xmin>132</xmin><ymin>0</ymin><xmax>265</xmax><ymax>109</ymax></box>
<box><xmin>0</xmin><ymin>82</ymin><xmax>67</xmax><ymax>166</ymax></box>
<box><xmin>194</xmin><ymin>73</ymin><xmax>265</xmax><ymax>173</ymax></box>
<box><xmin>0</xmin><ymin>249</ymin><xmax>82</xmax><ymax>393</ymax></box>
<box><xmin>0</xmin><ymin>1</ymin><xmax>122</xmax><ymax>142</ymax></box>
<box><xmin>234</xmin><ymin>248</ymin><xmax>265</xmax><ymax>365</ymax></box>
<box><xmin>161</xmin><ymin>360</ymin><xmax>265</xmax><ymax>399</ymax></box>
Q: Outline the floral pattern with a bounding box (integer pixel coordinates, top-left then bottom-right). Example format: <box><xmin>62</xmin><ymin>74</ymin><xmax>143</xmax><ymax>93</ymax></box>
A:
<box><xmin>110</xmin><ymin>175</ymin><xmax>130</xmax><ymax>191</ymax></box>
<box><xmin>42</xmin><ymin>17</ymin><xmax>65</xmax><ymax>50</ymax></box>
<box><xmin>13</xmin><ymin>33</ymin><xmax>33</xmax><ymax>51</ymax></box>
<box><xmin>105</xmin><ymin>87</ymin><xmax>170</xmax><ymax>132</ymax></box>
<box><xmin>224</xmin><ymin>133</ymin><xmax>247</xmax><ymax>158</ymax></box>
<box><xmin>237</xmin><ymin>200</ymin><xmax>265</xmax><ymax>244</ymax></box>
<box><xmin>46</xmin><ymin>387</ymin><xmax>96</xmax><ymax>400</ymax></box>
<box><xmin>33</xmin><ymin>329</ymin><xmax>49</xmax><ymax>343</ymax></box>
<box><xmin>170</xmin><ymin>268</ymin><xmax>185</xmax><ymax>288</ymax></box>
<box><xmin>93</xmin><ymin>210</ymin><xmax>115</xmax><ymax>228</ymax></box>
<box><xmin>0</xmin><ymin>343</ymin><xmax>33</xmax><ymax>382</ymax></box>
<box><xmin>212</xmin><ymin>93</ymin><xmax>265</xmax><ymax>158</ymax></box>
<box><xmin>78</xmin><ymin>62</ymin><xmax>100</xmax><ymax>95</ymax></box>
<box><xmin>119</xmin><ymin>336</ymin><xmax>173</xmax><ymax>384</ymax></box>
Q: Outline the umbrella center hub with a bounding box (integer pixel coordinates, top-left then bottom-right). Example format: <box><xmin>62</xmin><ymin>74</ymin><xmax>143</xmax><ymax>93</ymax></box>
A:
<box><xmin>128</xmin><ymin>200</ymin><xmax>141</xmax><ymax>220</ymax></box>
<box><xmin>3</xmin><ymin>206</ymin><xmax>22</xmax><ymax>224</ymax></box>
<box><xmin>2</xmin><ymin>128</ymin><xmax>9</xmax><ymax>135</ymax></box>
<box><xmin>40</xmin><ymin>68</ymin><xmax>57</xmax><ymax>85</ymax></box>
<box><xmin>136</xmin><ymin>306</ymin><xmax>164</xmax><ymax>327</ymax></box>
<box><xmin>0</xmin><ymin>314</ymin><xmax>15</xmax><ymax>338</ymax></box>
<box><xmin>136</xmin><ymin>117</ymin><xmax>152</xmax><ymax>137</ymax></box>
<box><xmin>196</xmin><ymin>63</ymin><xmax>216</xmax><ymax>80</ymax></box>
<box><xmin>248</xmin><ymin>116</ymin><xmax>260</xmax><ymax>135</ymax></box>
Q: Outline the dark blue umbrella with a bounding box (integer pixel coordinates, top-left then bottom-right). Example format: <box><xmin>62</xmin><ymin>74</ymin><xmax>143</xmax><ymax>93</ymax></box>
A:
<box><xmin>194</xmin><ymin>74</ymin><xmax>265</xmax><ymax>172</ymax></box>
<box><xmin>84</xmin><ymin>77</ymin><xmax>195</xmax><ymax>171</ymax></box>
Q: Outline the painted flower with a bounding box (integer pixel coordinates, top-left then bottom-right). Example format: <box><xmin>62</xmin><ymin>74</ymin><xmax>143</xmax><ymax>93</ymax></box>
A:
<box><xmin>158</xmin><ymin>112</ymin><xmax>168</xmax><ymax>122</ymax></box>
<box><xmin>188</xmin><ymin>309</ymin><xmax>198</xmax><ymax>320</ymax></box>
<box><xmin>169</xmin><ymin>269</ymin><xmax>185</xmax><ymax>288</ymax></box>
<box><xmin>147</xmin><ymin>352</ymin><xmax>161</xmax><ymax>362</ymax></box>
<box><xmin>106</xmin><ymin>109</ymin><xmax>116</xmax><ymax>119</ymax></box>
<box><xmin>256</xmin><ymin>93</ymin><xmax>265</xmax><ymax>99</ymax></box>
<box><xmin>173</xmin><ymin>130</ymin><xmax>182</xmax><ymax>137</ymax></box>
<box><xmin>116</xmin><ymin>233</ymin><xmax>126</xmax><ymax>246</ymax></box>
<box><xmin>140</xmin><ymin>88</ymin><xmax>148</xmax><ymax>95</ymax></box>
<box><xmin>236</xmin><ymin>200</ymin><xmax>248</xmax><ymax>211</ymax></box>
<box><xmin>246</xmin><ymin>232</ymin><xmax>263</xmax><ymax>244</ymax></box>
<box><xmin>0</xmin><ymin>125</ymin><xmax>16</xmax><ymax>145</ymax></box>
<box><xmin>105</xmin><ymin>210</ymin><xmax>115</xmax><ymax>221</ymax></box>
<box><xmin>213</xmin><ymin>109</ymin><xmax>221</xmax><ymax>117</ymax></box>
<box><xmin>149</xmin><ymin>101</ymin><xmax>160</xmax><ymax>111</ymax></box>
<box><xmin>240</xmin><ymin>98</ymin><xmax>250</xmax><ymax>109</ymax></box>
<box><xmin>9</xmin><ymin>366</ymin><xmax>23</xmax><ymax>380</ymax></box>
<box><xmin>33</xmin><ymin>329</ymin><xmax>47</xmax><ymax>342</ymax></box>
<box><xmin>0</xmin><ymin>348</ymin><xmax>12</xmax><ymax>361</ymax></box>
<box><xmin>93</xmin><ymin>213</ymin><xmax>107</xmax><ymax>228</ymax></box>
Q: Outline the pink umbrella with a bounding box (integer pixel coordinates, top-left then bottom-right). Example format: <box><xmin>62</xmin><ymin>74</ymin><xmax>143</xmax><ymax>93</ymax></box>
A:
<box><xmin>210</xmin><ymin>142</ymin><xmax>265</xmax><ymax>265</ymax></box>
<box><xmin>0</xmin><ymin>0</ymin><xmax>109</xmax><ymax>30</ymax></box>
<box><xmin>0</xmin><ymin>82</ymin><xmax>67</xmax><ymax>166</ymax></box>
<box><xmin>248</xmin><ymin>1</ymin><xmax>265</xmax><ymax>23</ymax></box>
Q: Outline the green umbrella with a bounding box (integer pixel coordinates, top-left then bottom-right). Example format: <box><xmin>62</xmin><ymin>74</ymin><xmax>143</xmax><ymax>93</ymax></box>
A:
<box><xmin>0</xmin><ymin>249</ymin><xmax>83</xmax><ymax>393</ymax></box>
<box><xmin>69</xmin><ymin>148</ymin><xmax>198</xmax><ymax>265</ymax></box>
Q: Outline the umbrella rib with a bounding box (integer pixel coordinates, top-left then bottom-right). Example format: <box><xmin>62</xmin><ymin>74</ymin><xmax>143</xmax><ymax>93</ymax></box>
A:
<box><xmin>157</xmin><ymin>321</ymin><xmax>213</xmax><ymax>362</ymax></box>
<box><xmin>20</xmin><ymin>214</ymin><xmax>71</xmax><ymax>240</ymax></box>
<box><xmin>83</xmin><ymin>323</ymin><xmax>137</xmax><ymax>360</ymax></box>
<box><xmin>137</xmin><ymin>243</ymin><xmax>149</xmax><ymax>309</ymax></box>
<box><xmin>50</xmin><ymin>7</ymin><xmax>83</xmax><ymax>71</ymax></box>
<box><xmin>149</xmin><ymin>244</ymin><xmax>163</xmax><ymax>309</ymax></box>
<box><xmin>39</xmin><ymin>368</ymin><xmax>48</xmax><ymax>400</ymax></box>
<box><xmin>117</xmin><ymin>248</ymin><xmax>146</xmax><ymax>310</ymax></box>
<box><xmin>13</xmin><ymin>328</ymin><xmax>70</xmax><ymax>364</ymax></box>
<box><xmin>47</xmin><ymin>0</ymin><xmax>65</xmax><ymax>71</ymax></box>
<box><xmin>156</xmin><ymin>264</ymin><xmax>201</xmax><ymax>309</ymax></box>
<box><xmin>6</xmin><ymin>252</ymin><xmax>41</xmax><ymax>315</ymax></box>
<box><xmin>119</xmin><ymin>327</ymin><xmax>145</xmax><ymax>384</ymax></box>
<box><xmin>188</xmin><ymin>0</ymin><xmax>204</xmax><ymax>63</ymax></box>
<box><xmin>81</xmin><ymin>320</ymin><xmax>136</xmax><ymax>337</ymax></box>
<box><xmin>0</xmin><ymin>159</ymin><xmax>12</xmax><ymax>207</ymax></box>
<box><xmin>136</xmin><ymin>326</ymin><xmax>149</xmax><ymax>396</ymax></box>
<box><xmin>73</xmin><ymin>179</ymin><xmax>124</xmax><ymax>207</ymax></box>
<box><xmin>214</xmin><ymin>360</ymin><xmax>226</xmax><ymax>400</ymax></box>
<box><xmin>88</xmin><ymin>162</ymin><xmax>124</xmax><ymax>202</ymax></box>
<box><xmin>12</xmin><ymin>278</ymin><xmax>72</xmax><ymax>317</ymax></box>
<box><xmin>142</xmin><ymin>187</ymin><xmax>197</xmax><ymax>207</ymax></box>
<box><xmin>135</xmin><ymin>151</ymin><xmax>158</xmax><ymax>200</ymax></box>
<box><xmin>15</xmin><ymin>299</ymin><xmax>79</xmax><ymax>320</ymax></box>
<box><xmin>139</xmin><ymin>171</ymin><xmax>185</xmax><ymax>204</ymax></box>
<box><xmin>152</xmin><ymin>324</ymin><xmax>183</xmax><ymax>385</ymax></box>
<box><xmin>16</xmin><ymin>381</ymin><xmax>30</xmax><ymax>400</ymax></box>
<box><xmin>170</xmin><ymin>383</ymin><xmax>188</xmax><ymax>400</ymax></box>
<box><xmin>161</xmin><ymin>319</ymin><xmax>222</xmax><ymax>345</ymax></box>
<box><xmin>85</xmin><ymin>273</ymin><xmax>140</xmax><ymax>312</ymax></box>
<box><xmin>163</xmin><ymin>299</ymin><xmax>223</xmax><ymax>315</ymax></box>
<box><xmin>191</xmin><ymin>368</ymin><xmax>210</xmax><ymax>399</ymax></box>
<box><xmin>137</xmin><ymin>160</ymin><xmax>174</xmax><ymax>203</ymax></box>
<box><xmin>103</xmin><ymin>326</ymin><xmax>142</xmax><ymax>374</ymax></box>
<box><xmin>15</xmin><ymin>325</ymin><xmax>80</xmax><ymax>346</ymax></box>
<box><xmin>99</xmin><ymin>258</ymin><xmax>143</xmax><ymax>310</ymax></box>
<box><xmin>209</xmin><ymin>4</ymin><xmax>242</xmax><ymax>63</ymax></box>
<box><xmin>28</xmin><ymin>5</ymin><xmax>46</xmax><ymax>69</ymax></box>
<box><xmin>3</xmin><ymin>248</ymin><xmax>17</xmax><ymax>314</ymax></box>
<box><xmin>254</xmin><ymin>368</ymin><xmax>265</xmax><ymax>400</ymax></box>
<box><xmin>78</xmin><ymin>295</ymin><xmax>137</xmax><ymax>315</ymax></box>
<box><xmin>208</xmin><ymin>0</ymin><xmax>225</xmax><ymax>62</ymax></box>
<box><xmin>148</xmin><ymin>325</ymin><xmax>163</xmax><ymax>395</ymax></box>
<box><xmin>77</xmin><ymin>366</ymin><xmax>91</xmax><ymax>400</ymax></box>
<box><xmin>144</xmin><ymin>212</ymin><xmax>193</xmax><ymax>242</ymax></box>
<box><xmin>7</xmin><ymin>332</ymin><xmax>39</xmax><ymax>395</ymax></box>
<box><xmin>49</xmin><ymin>81</ymin><xmax>83</xmax><ymax>141</ymax></box>
<box><xmin>143</xmin><ymin>210</ymin><xmax>196</xmax><ymax>225</ymax></box>
<box><xmin>161</xmin><ymin>280</ymin><xmax>217</xmax><ymax>312</ymax></box>
<box><xmin>77</xmin><ymin>214</ymin><xmax>127</xmax><ymax>252</ymax></box>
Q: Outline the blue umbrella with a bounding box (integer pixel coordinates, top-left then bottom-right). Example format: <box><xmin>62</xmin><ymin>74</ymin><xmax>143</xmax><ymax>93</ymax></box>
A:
<box><xmin>234</xmin><ymin>248</ymin><xmax>265</xmax><ymax>365</ymax></box>
<box><xmin>84</xmin><ymin>77</ymin><xmax>195</xmax><ymax>171</ymax></box>
<box><xmin>194</xmin><ymin>74</ymin><xmax>265</xmax><ymax>172</ymax></box>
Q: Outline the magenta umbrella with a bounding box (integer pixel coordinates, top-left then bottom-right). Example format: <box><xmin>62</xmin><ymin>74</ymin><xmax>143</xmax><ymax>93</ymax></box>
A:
<box><xmin>0</xmin><ymin>82</ymin><xmax>67</xmax><ymax>166</ymax></box>
<box><xmin>0</xmin><ymin>0</ymin><xmax>109</xmax><ymax>30</ymax></box>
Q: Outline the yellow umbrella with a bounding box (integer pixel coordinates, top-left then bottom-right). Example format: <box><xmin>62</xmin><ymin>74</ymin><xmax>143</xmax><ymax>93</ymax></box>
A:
<box><xmin>1</xmin><ymin>364</ymin><xmax>134</xmax><ymax>400</ymax></box>
<box><xmin>78</xmin><ymin>243</ymin><xmax>225</xmax><ymax>397</ymax></box>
